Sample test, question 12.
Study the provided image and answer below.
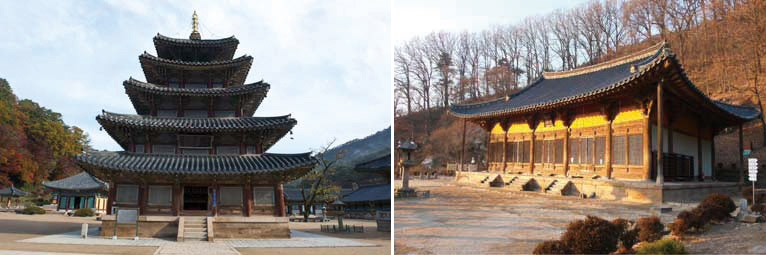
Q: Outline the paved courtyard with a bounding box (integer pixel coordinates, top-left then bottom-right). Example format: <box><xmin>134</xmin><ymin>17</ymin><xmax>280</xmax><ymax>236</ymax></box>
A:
<box><xmin>395</xmin><ymin>178</ymin><xmax>679</xmax><ymax>254</ymax></box>
<box><xmin>0</xmin><ymin>212</ymin><xmax>389</xmax><ymax>255</ymax></box>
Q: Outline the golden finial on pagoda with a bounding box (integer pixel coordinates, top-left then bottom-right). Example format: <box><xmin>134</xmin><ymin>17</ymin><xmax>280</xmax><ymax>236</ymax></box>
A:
<box><xmin>192</xmin><ymin>10</ymin><xmax>199</xmax><ymax>33</ymax></box>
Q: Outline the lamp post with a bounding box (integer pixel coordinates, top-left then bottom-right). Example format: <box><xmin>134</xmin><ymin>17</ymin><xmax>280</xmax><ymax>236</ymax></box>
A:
<box><xmin>397</xmin><ymin>139</ymin><xmax>418</xmax><ymax>191</ymax></box>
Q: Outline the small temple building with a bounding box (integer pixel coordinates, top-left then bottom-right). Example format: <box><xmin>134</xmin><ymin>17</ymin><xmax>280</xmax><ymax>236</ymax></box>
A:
<box><xmin>449</xmin><ymin>42</ymin><xmax>761</xmax><ymax>203</ymax></box>
<box><xmin>75</xmin><ymin>13</ymin><xmax>317</xmax><ymax>240</ymax></box>
<box><xmin>43</xmin><ymin>172</ymin><xmax>109</xmax><ymax>214</ymax></box>
<box><xmin>342</xmin><ymin>153</ymin><xmax>391</xmax><ymax>219</ymax></box>
<box><xmin>0</xmin><ymin>184</ymin><xmax>28</xmax><ymax>208</ymax></box>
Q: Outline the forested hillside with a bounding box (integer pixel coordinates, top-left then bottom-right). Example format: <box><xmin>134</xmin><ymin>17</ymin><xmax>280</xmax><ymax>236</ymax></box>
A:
<box><xmin>394</xmin><ymin>0</ymin><xmax>766</xmax><ymax>164</ymax></box>
<box><xmin>0</xmin><ymin>78</ymin><xmax>90</xmax><ymax>193</ymax></box>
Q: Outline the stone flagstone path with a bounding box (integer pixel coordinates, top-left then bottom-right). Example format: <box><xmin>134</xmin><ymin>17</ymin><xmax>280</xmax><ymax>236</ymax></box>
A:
<box><xmin>17</xmin><ymin>228</ymin><xmax>376</xmax><ymax>255</ymax></box>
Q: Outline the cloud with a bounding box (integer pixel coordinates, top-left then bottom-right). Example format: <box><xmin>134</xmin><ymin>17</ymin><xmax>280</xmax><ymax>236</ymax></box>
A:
<box><xmin>0</xmin><ymin>0</ymin><xmax>391</xmax><ymax>153</ymax></box>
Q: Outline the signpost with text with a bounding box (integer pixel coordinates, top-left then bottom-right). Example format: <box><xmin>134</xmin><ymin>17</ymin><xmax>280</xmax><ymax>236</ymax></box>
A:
<box><xmin>748</xmin><ymin>158</ymin><xmax>758</xmax><ymax>206</ymax></box>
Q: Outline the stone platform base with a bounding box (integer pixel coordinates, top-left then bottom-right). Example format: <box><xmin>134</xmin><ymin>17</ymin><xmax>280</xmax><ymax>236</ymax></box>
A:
<box><xmin>100</xmin><ymin>215</ymin><xmax>290</xmax><ymax>239</ymax></box>
<box><xmin>456</xmin><ymin>171</ymin><xmax>739</xmax><ymax>203</ymax></box>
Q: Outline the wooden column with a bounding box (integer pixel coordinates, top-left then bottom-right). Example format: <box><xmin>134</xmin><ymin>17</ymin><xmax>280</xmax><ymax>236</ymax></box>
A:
<box><xmin>529</xmin><ymin>131</ymin><xmax>536</xmax><ymax>175</ymax></box>
<box><xmin>643</xmin><ymin>114</ymin><xmax>651</xmax><ymax>180</ymax></box>
<box><xmin>177</xmin><ymin>96</ymin><xmax>184</xmax><ymax>117</ymax></box>
<box><xmin>214</xmin><ymin>184</ymin><xmax>220</xmax><ymax>216</ymax></box>
<box><xmin>739</xmin><ymin>124</ymin><xmax>744</xmax><ymax>190</ymax></box>
<box><xmin>173</xmin><ymin>181</ymin><xmax>181</xmax><ymax>216</ymax></box>
<box><xmin>107</xmin><ymin>182</ymin><xmax>115</xmax><ymax>215</ymax></box>
<box><xmin>460</xmin><ymin>119</ymin><xmax>466</xmax><ymax>173</ymax></box>
<box><xmin>697</xmin><ymin>122</ymin><xmax>704</xmax><ymax>181</ymax></box>
<box><xmin>275</xmin><ymin>184</ymin><xmax>286</xmax><ymax>217</ymax></box>
<box><xmin>563</xmin><ymin>127</ymin><xmax>570</xmax><ymax>176</ymax></box>
<box><xmin>243</xmin><ymin>182</ymin><xmax>253</xmax><ymax>217</ymax></box>
<box><xmin>502</xmin><ymin>127</ymin><xmax>508</xmax><ymax>173</ymax></box>
<box><xmin>711</xmin><ymin>126</ymin><xmax>717</xmax><ymax>180</ymax></box>
<box><xmin>138</xmin><ymin>183</ymin><xmax>146</xmax><ymax>215</ymax></box>
<box><xmin>656</xmin><ymin>81</ymin><xmax>664</xmax><ymax>186</ymax></box>
<box><xmin>606</xmin><ymin>121</ymin><xmax>613</xmax><ymax>179</ymax></box>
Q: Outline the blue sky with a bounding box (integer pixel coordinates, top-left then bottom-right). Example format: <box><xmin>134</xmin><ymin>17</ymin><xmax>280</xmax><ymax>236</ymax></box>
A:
<box><xmin>393</xmin><ymin>0</ymin><xmax>588</xmax><ymax>43</ymax></box>
<box><xmin>0</xmin><ymin>0</ymin><xmax>391</xmax><ymax>153</ymax></box>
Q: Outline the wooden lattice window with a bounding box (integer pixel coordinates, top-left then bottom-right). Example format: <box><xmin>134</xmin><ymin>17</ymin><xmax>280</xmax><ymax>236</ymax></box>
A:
<box><xmin>115</xmin><ymin>184</ymin><xmax>138</xmax><ymax>204</ymax></box>
<box><xmin>569</xmin><ymin>138</ymin><xmax>580</xmax><ymax>164</ymax></box>
<box><xmin>522</xmin><ymin>141</ymin><xmax>530</xmax><ymax>163</ymax></box>
<box><xmin>178</xmin><ymin>135</ymin><xmax>213</xmax><ymax>149</ymax></box>
<box><xmin>534</xmin><ymin>140</ymin><xmax>543</xmax><ymax>163</ymax></box>
<box><xmin>506</xmin><ymin>142</ymin><xmax>516</xmax><ymax>163</ymax></box>
<box><xmin>628</xmin><ymin>134</ymin><xmax>643</xmax><ymax>166</ymax></box>
<box><xmin>554</xmin><ymin>139</ymin><xmax>563</xmax><ymax>163</ymax></box>
<box><xmin>220</xmin><ymin>186</ymin><xmax>243</xmax><ymax>206</ymax></box>
<box><xmin>253</xmin><ymin>187</ymin><xmax>274</xmax><ymax>206</ymax></box>
<box><xmin>595</xmin><ymin>137</ymin><xmax>606</xmax><ymax>165</ymax></box>
<box><xmin>613</xmin><ymin>135</ymin><xmax>626</xmax><ymax>165</ymax></box>
<box><xmin>147</xmin><ymin>185</ymin><xmax>172</xmax><ymax>206</ymax></box>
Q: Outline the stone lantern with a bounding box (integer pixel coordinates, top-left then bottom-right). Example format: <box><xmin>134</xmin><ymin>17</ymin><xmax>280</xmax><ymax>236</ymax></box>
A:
<box><xmin>328</xmin><ymin>200</ymin><xmax>346</xmax><ymax>230</ymax></box>
<box><xmin>397</xmin><ymin>139</ymin><xmax>418</xmax><ymax>195</ymax></box>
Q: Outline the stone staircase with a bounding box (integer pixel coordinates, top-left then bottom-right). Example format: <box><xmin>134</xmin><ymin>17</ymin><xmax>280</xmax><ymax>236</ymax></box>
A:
<box><xmin>479</xmin><ymin>175</ymin><xmax>491</xmax><ymax>184</ymax></box>
<box><xmin>183</xmin><ymin>216</ymin><xmax>208</xmax><ymax>241</ymax></box>
<box><xmin>508</xmin><ymin>178</ymin><xmax>530</xmax><ymax>191</ymax></box>
<box><xmin>545</xmin><ymin>180</ymin><xmax>572</xmax><ymax>195</ymax></box>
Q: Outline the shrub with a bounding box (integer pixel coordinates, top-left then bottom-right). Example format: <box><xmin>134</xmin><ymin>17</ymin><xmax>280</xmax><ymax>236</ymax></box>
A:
<box><xmin>698</xmin><ymin>193</ymin><xmax>735</xmax><ymax>221</ymax></box>
<box><xmin>669</xmin><ymin>217</ymin><xmax>689</xmax><ymax>237</ymax></box>
<box><xmin>533</xmin><ymin>240</ymin><xmax>572</xmax><ymax>255</ymax></box>
<box><xmin>619</xmin><ymin>228</ymin><xmax>639</xmax><ymax>251</ymax></box>
<box><xmin>22</xmin><ymin>206</ymin><xmax>46</xmax><ymax>215</ymax></box>
<box><xmin>612</xmin><ymin>218</ymin><xmax>630</xmax><ymax>234</ymax></box>
<box><xmin>73</xmin><ymin>208</ymin><xmax>95</xmax><ymax>217</ymax></box>
<box><xmin>636</xmin><ymin>216</ymin><xmax>664</xmax><ymax>242</ymax></box>
<box><xmin>560</xmin><ymin>215</ymin><xmax>621</xmax><ymax>254</ymax></box>
<box><xmin>636</xmin><ymin>239</ymin><xmax>687</xmax><ymax>254</ymax></box>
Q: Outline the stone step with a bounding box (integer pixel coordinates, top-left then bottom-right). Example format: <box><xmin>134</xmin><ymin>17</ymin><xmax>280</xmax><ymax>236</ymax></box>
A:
<box><xmin>185</xmin><ymin>227</ymin><xmax>207</xmax><ymax>232</ymax></box>
<box><xmin>185</xmin><ymin>223</ymin><xmax>206</xmax><ymax>228</ymax></box>
<box><xmin>185</xmin><ymin>232</ymin><xmax>207</xmax><ymax>238</ymax></box>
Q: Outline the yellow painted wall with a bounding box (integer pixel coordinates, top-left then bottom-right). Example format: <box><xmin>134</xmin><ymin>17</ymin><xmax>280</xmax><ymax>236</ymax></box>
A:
<box><xmin>536</xmin><ymin>119</ymin><xmax>566</xmax><ymax>132</ymax></box>
<box><xmin>508</xmin><ymin>122</ymin><xmax>533</xmax><ymax>133</ymax></box>
<box><xmin>491</xmin><ymin>123</ymin><xmax>505</xmax><ymax>134</ymax></box>
<box><xmin>570</xmin><ymin>114</ymin><xmax>608</xmax><ymax>129</ymax></box>
<box><xmin>613</xmin><ymin>109</ymin><xmax>645</xmax><ymax>124</ymax></box>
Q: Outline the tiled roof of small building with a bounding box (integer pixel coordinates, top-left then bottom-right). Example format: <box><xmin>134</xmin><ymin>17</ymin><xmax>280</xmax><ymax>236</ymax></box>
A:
<box><xmin>341</xmin><ymin>184</ymin><xmax>390</xmax><ymax>203</ymax></box>
<box><xmin>450</xmin><ymin>42</ymin><xmax>761</xmax><ymax>121</ymax></box>
<box><xmin>283</xmin><ymin>188</ymin><xmax>354</xmax><ymax>202</ymax></box>
<box><xmin>123</xmin><ymin>78</ymin><xmax>269</xmax><ymax>96</ymax></box>
<box><xmin>42</xmin><ymin>172</ymin><xmax>108</xmax><ymax>191</ymax></box>
<box><xmin>0</xmin><ymin>185</ymin><xmax>28</xmax><ymax>197</ymax></box>
<box><xmin>75</xmin><ymin>151</ymin><xmax>317</xmax><ymax>176</ymax></box>
<box><xmin>96</xmin><ymin>111</ymin><xmax>296</xmax><ymax>132</ymax></box>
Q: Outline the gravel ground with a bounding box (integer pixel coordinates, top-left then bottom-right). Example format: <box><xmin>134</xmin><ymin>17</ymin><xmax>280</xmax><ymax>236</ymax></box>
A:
<box><xmin>394</xmin><ymin>177</ymin><xmax>763</xmax><ymax>254</ymax></box>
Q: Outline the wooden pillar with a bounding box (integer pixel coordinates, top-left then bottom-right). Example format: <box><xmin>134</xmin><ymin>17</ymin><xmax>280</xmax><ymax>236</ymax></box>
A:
<box><xmin>739</xmin><ymin>124</ymin><xmax>744</xmax><ymax>190</ymax></box>
<box><xmin>138</xmin><ymin>183</ymin><xmax>146</xmax><ymax>215</ymax></box>
<box><xmin>529</xmin><ymin>131</ymin><xmax>536</xmax><ymax>175</ymax></box>
<box><xmin>606</xmin><ymin>121</ymin><xmax>613</xmax><ymax>179</ymax></box>
<box><xmin>697</xmin><ymin>122</ymin><xmax>704</xmax><ymax>181</ymax></box>
<box><xmin>460</xmin><ymin>119</ymin><xmax>466</xmax><ymax>173</ymax></box>
<box><xmin>177</xmin><ymin>96</ymin><xmax>184</xmax><ymax>117</ymax></box>
<box><xmin>563</xmin><ymin>127</ymin><xmax>570</xmax><ymax>176</ymax></box>
<box><xmin>243</xmin><ymin>182</ymin><xmax>253</xmax><ymax>217</ymax></box>
<box><xmin>275</xmin><ymin>184</ymin><xmax>286</xmax><ymax>217</ymax></box>
<box><xmin>173</xmin><ymin>181</ymin><xmax>181</xmax><ymax>216</ymax></box>
<box><xmin>643</xmin><ymin>114</ymin><xmax>651</xmax><ymax>180</ymax></box>
<box><xmin>502</xmin><ymin>127</ymin><xmax>508</xmax><ymax>173</ymax></box>
<box><xmin>656</xmin><ymin>81</ymin><xmax>664</xmax><ymax>186</ymax></box>
<box><xmin>711</xmin><ymin>126</ymin><xmax>717</xmax><ymax>180</ymax></box>
<box><xmin>106</xmin><ymin>182</ymin><xmax>115</xmax><ymax>215</ymax></box>
<box><xmin>214</xmin><ymin>184</ymin><xmax>220</xmax><ymax>216</ymax></box>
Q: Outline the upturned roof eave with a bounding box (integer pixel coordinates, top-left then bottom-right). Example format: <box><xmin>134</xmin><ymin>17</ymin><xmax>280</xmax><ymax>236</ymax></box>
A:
<box><xmin>123</xmin><ymin>78</ymin><xmax>270</xmax><ymax>97</ymax></box>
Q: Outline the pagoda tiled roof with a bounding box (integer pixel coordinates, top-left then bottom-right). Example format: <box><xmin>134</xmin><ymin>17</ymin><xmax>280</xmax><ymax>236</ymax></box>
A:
<box><xmin>154</xmin><ymin>33</ymin><xmax>239</xmax><ymax>46</ymax></box>
<box><xmin>123</xmin><ymin>78</ymin><xmax>269</xmax><ymax>96</ymax></box>
<box><xmin>450</xmin><ymin>42</ymin><xmax>761</xmax><ymax>122</ymax></box>
<box><xmin>97</xmin><ymin>111</ymin><xmax>296</xmax><ymax>132</ymax></box>
<box><xmin>139</xmin><ymin>53</ymin><xmax>252</xmax><ymax>85</ymax></box>
<box><xmin>75</xmin><ymin>151</ymin><xmax>317</xmax><ymax>177</ymax></box>
<box><xmin>42</xmin><ymin>172</ymin><xmax>108</xmax><ymax>191</ymax></box>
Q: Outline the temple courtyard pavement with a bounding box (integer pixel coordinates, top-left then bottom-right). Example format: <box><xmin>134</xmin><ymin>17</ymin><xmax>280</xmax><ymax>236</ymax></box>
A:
<box><xmin>0</xmin><ymin>212</ymin><xmax>389</xmax><ymax>255</ymax></box>
<box><xmin>394</xmin><ymin>177</ymin><xmax>766</xmax><ymax>254</ymax></box>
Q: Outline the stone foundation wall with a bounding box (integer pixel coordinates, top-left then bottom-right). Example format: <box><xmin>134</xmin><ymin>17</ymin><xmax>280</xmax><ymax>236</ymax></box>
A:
<box><xmin>456</xmin><ymin>172</ymin><xmax>737</xmax><ymax>204</ymax></box>
<box><xmin>212</xmin><ymin>222</ymin><xmax>289</xmax><ymax>239</ymax></box>
<box><xmin>100</xmin><ymin>220</ymin><xmax>177</xmax><ymax>238</ymax></box>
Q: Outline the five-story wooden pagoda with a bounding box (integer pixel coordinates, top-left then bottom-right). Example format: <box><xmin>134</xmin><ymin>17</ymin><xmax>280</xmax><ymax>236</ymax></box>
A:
<box><xmin>75</xmin><ymin>13</ymin><xmax>317</xmax><ymax>239</ymax></box>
